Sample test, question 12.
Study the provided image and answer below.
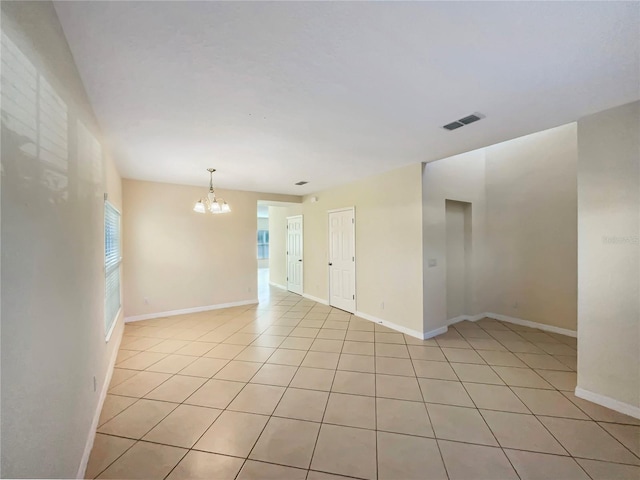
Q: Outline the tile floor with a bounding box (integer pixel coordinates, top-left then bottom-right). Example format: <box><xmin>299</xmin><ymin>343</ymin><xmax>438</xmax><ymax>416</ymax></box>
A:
<box><xmin>87</xmin><ymin>287</ymin><xmax>640</xmax><ymax>479</ymax></box>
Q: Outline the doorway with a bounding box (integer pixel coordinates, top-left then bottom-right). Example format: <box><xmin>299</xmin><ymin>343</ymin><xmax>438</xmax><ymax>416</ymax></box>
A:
<box><xmin>257</xmin><ymin>204</ymin><xmax>270</xmax><ymax>301</ymax></box>
<box><xmin>287</xmin><ymin>215</ymin><xmax>303</xmax><ymax>295</ymax></box>
<box><xmin>445</xmin><ymin>200</ymin><xmax>472</xmax><ymax>320</ymax></box>
<box><xmin>328</xmin><ymin>207</ymin><xmax>356</xmax><ymax>313</ymax></box>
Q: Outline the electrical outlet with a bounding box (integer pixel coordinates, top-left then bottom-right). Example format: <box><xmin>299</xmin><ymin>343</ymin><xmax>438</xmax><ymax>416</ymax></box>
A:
<box><xmin>144</xmin><ymin>297</ymin><xmax>149</xmax><ymax>305</ymax></box>
<box><xmin>380</xmin><ymin>301</ymin><xmax>385</xmax><ymax>310</ymax></box>
<box><xmin>513</xmin><ymin>301</ymin><xmax>519</xmax><ymax>309</ymax></box>
<box><xmin>93</xmin><ymin>376</ymin><xmax>97</xmax><ymax>392</ymax></box>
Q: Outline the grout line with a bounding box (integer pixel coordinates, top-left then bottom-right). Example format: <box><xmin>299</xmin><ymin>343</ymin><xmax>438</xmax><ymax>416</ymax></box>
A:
<box><xmin>458</xmin><ymin>324</ymin><xmax>596</xmax><ymax>478</ymax></box>
<box><xmin>475</xmin><ymin>344</ymin><xmax>639</xmax><ymax>463</ymax></box>
<box><xmin>373</xmin><ymin>330</ymin><xmax>379</xmax><ymax>480</ymax></box>
<box><xmin>446</xmin><ymin>347</ymin><xmax>519</xmax><ymax>478</ymax></box>
<box><xmin>458</xmin><ymin>324</ymin><xmax>575</xmax><ymax>463</ymax></box>
<box><xmin>91</xmin><ymin>393</ymin><xmax>182</xmax><ymax>478</ymax></box>
<box><xmin>95</xmin><ymin>430</ymin><xmax>640</xmax><ymax>471</ymax></box>
<box><xmin>233</xmin><ymin>306</ymin><xmax>333</xmax><ymax>478</ymax></box>
<box><xmin>306</xmin><ymin>318</ymin><xmax>347</xmax><ymax>477</ymax></box>
<box><xmin>409</xmin><ymin>340</ymin><xmax>450</xmax><ymax>480</ymax></box>
<box><xmin>97</xmin><ymin>297</ymin><xmax>628</xmax><ymax>479</ymax></box>
<box><xmin>162</xmin><ymin>293</ymin><xmax>307</xmax><ymax>480</ymax></box>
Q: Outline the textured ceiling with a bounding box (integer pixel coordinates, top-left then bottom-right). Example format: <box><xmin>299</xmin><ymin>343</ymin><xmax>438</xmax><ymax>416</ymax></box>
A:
<box><xmin>54</xmin><ymin>1</ymin><xmax>639</xmax><ymax>195</ymax></box>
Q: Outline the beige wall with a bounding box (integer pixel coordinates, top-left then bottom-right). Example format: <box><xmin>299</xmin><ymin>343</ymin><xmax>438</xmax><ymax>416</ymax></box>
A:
<box><xmin>1</xmin><ymin>2</ymin><xmax>123</xmax><ymax>477</ymax></box>
<box><xmin>484</xmin><ymin>123</ymin><xmax>578</xmax><ymax>330</ymax></box>
<box><xmin>445</xmin><ymin>200</ymin><xmax>471</xmax><ymax>320</ymax></box>
<box><xmin>577</xmin><ymin>101</ymin><xmax>640</xmax><ymax>411</ymax></box>
<box><xmin>301</xmin><ymin>163</ymin><xmax>424</xmax><ymax>333</ymax></box>
<box><xmin>123</xmin><ymin>180</ymin><xmax>298</xmax><ymax>317</ymax></box>
<box><xmin>423</xmin><ymin>149</ymin><xmax>488</xmax><ymax>332</ymax></box>
<box><xmin>268</xmin><ymin>205</ymin><xmax>302</xmax><ymax>288</ymax></box>
<box><xmin>423</xmin><ymin>123</ymin><xmax>578</xmax><ymax>333</ymax></box>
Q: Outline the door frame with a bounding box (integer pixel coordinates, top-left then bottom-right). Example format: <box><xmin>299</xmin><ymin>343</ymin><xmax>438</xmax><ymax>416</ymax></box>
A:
<box><xmin>286</xmin><ymin>214</ymin><xmax>304</xmax><ymax>294</ymax></box>
<box><xmin>327</xmin><ymin>207</ymin><xmax>356</xmax><ymax>312</ymax></box>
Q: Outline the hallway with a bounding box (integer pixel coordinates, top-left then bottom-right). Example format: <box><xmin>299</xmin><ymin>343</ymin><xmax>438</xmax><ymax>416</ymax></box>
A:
<box><xmin>86</xmin><ymin>287</ymin><xmax>639</xmax><ymax>479</ymax></box>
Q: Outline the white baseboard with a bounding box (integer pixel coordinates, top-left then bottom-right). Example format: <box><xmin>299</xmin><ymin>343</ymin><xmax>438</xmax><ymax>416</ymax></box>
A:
<box><xmin>447</xmin><ymin>315</ymin><xmax>469</xmax><ymax>325</ymax></box>
<box><xmin>575</xmin><ymin>387</ymin><xmax>640</xmax><ymax>420</ymax></box>
<box><xmin>302</xmin><ymin>293</ymin><xmax>330</xmax><ymax>305</ymax></box>
<box><xmin>354</xmin><ymin>310</ymin><xmax>424</xmax><ymax>340</ymax></box>
<box><xmin>424</xmin><ymin>325</ymin><xmax>449</xmax><ymax>339</ymax></box>
<box><xmin>124</xmin><ymin>299</ymin><xmax>258</xmax><ymax>323</ymax></box>
<box><xmin>269</xmin><ymin>281</ymin><xmax>287</xmax><ymax>290</ymax></box>
<box><xmin>446</xmin><ymin>313</ymin><xmax>486</xmax><ymax>325</ymax></box>
<box><xmin>483</xmin><ymin>312</ymin><xmax>577</xmax><ymax>338</ymax></box>
<box><xmin>76</xmin><ymin>317</ymin><xmax>124</xmax><ymax>478</ymax></box>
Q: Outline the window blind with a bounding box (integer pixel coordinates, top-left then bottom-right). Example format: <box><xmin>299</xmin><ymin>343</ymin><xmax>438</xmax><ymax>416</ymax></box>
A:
<box><xmin>105</xmin><ymin>201</ymin><xmax>121</xmax><ymax>337</ymax></box>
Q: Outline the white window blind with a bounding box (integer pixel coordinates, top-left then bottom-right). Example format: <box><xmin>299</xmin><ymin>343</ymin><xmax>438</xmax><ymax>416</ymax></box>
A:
<box><xmin>105</xmin><ymin>201</ymin><xmax>121</xmax><ymax>338</ymax></box>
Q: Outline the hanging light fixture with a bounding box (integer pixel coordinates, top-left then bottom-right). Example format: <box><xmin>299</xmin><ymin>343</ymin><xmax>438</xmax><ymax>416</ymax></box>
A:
<box><xmin>193</xmin><ymin>168</ymin><xmax>231</xmax><ymax>214</ymax></box>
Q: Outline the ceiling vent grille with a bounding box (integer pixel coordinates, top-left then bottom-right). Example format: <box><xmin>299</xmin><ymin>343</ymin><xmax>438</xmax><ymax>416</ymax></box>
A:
<box><xmin>442</xmin><ymin>113</ymin><xmax>484</xmax><ymax>131</ymax></box>
<box><xmin>294</xmin><ymin>181</ymin><xmax>308</xmax><ymax>186</ymax></box>
<box><xmin>443</xmin><ymin>121</ymin><xmax>464</xmax><ymax>131</ymax></box>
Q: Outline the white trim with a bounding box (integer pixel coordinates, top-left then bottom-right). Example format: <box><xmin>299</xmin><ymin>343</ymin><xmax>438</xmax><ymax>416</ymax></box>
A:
<box><xmin>269</xmin><ymin>281</ymin><xmax>287</xmax><ymax>290</ymax></box>
<box><xmin>330</xmin><ymin>309</ymin><xmax>577</xmax><ymax>343</ymax></box>
<box><xmin>446</xmin><ymin>311</ymin><xmax>577</xmax><ymax>337</ymax></box>
<box><xmin>77</xmin><ymin>319</ymin><xmax>124</xmax><ymax>478</ymax></box>
<box><xmin>424</xmin><ymin>325</ymin><xmax>449</xmax><ymax>340</ymax></box>
<box><xmin>575</xmin><ymin>387</ymin><xmax>640</xmax><ymax>420</ymax></box>
<box><xmin>447</xmin><ymin>315</ymin><xmax>471</xmax><ymax>325</ymax></box>
<box><xmin>104</xmin><ymin>306</ymin><xmax>121</xmax><ymax>343</ymax></box>
<box><xmin>483</xmin><ymin>312</ymin><xmax>577</xmax><ymax>337</ymax></box>
<box><xmin>447</xmin><ymin>313</ymin><xmax>486</xmax><ymax>325</ymax></box>
<box><xmin>302</xmin><ymin>293</ymin><xmax>330</xmax><ymax>305</ymax></box>
<box><xmin>327</xmin><ymin>207</ymin><xmax>355</xmax><ymax>214</ymax></box>
<box><xmin>354</xmin><ymin>310</ymin><xmax>424</xmax><ymax>340</ymax></box>
<box><xmin>124</xmin><ymin>299</ymin><xmax>258</xmax><ymax>323</ymax></box>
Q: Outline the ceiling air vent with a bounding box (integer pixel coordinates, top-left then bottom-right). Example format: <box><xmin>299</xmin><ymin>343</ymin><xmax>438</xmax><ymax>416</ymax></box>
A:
<box><xmin>443</xmin><ymin>121</ymin><xmax>464</xmax><ymax>131</ymax></box>
<box><xmin>442</xmin><ymin>112</ymin><xmax>484</xmax><ymax>131</ymax></box>
<box><xmin>294</xmin><ymin>181</ymin><xmax>308</xmax><ymax>186</ymax></box>
<box><xmin>459</xmin><ymin>114</ymin><xmax>482</xmax><ymax>125</ymax></box>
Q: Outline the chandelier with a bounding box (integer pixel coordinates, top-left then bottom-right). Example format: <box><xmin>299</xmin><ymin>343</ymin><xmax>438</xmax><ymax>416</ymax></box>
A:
<box><xmin>193</xmin><ymin>168</ymin><xmax>231</xmax><ymax>214</ymax></box>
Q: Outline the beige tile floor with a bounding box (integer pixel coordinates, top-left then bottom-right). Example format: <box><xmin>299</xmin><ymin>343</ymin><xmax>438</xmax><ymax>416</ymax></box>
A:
<box><xmin>87</xmin><ymin>288</ymin><xmax>640</xmax><ymax>479</ymax></box>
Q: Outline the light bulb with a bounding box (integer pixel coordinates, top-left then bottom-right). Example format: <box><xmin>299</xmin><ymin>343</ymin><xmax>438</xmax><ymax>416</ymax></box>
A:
<box><xmin>193</xmin><ymin>201</ymin><xmax>206</xmax><ymax>213</ymax></box>
<box><xmin>210</xmin><ymin>201</ymin><xmax>222</xmax><ymax>213</ymax></box>
<box><xmin>221</xmin><ymin>202</ymin><xmax>231</xmax><ymax>213</ymax></box>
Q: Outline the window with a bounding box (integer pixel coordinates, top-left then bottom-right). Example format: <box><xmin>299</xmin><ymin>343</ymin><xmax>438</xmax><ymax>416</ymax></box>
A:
<box><xmin>105</xmin><ymin>201</ymin><xmax>121</xmax><ymax>339</ymax></box>
<box><xmin>257</xmin><ymin>229</ymin><xmax>269</xmax><ymax>259</ymax></box>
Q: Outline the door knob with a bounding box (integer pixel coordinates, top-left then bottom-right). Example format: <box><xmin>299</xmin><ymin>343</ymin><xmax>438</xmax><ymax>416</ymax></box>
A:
<box><xmin>328</xmin><ymin>262</ymin><xmax>333</xmax><ymax>266</ymax></box>
<box><xmin>298</xmin><ymin>259</ymin><xmax>302</xmax><ymax>262</ymax></box>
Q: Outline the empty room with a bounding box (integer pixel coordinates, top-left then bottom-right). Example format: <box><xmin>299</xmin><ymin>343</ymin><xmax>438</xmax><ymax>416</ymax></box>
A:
<box><xmin>1</xmin><ymin>1</ymin><xmax>639</xmax><ymax>479</ymax></box>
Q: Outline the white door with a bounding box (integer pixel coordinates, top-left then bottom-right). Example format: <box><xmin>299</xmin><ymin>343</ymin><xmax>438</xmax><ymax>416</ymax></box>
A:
<box><xmin>287</xmin><ymin>215</ymin><xmax>303</xmax><ymax>295</ymax></box>
<box><xmin>328</xmin><ymin>208</ymin><xmax>356</xmax><ymax>312</ymax></box>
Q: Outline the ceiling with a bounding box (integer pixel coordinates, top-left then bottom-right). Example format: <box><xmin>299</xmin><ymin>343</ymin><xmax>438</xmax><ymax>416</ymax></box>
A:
<box><xmin>54</xmin><ymin>1</ymin><xmax>639</xmax><ymax>195</ymax></box>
